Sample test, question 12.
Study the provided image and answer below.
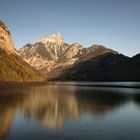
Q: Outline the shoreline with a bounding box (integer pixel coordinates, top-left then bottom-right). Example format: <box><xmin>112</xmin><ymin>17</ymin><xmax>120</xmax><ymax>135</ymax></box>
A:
<box><xmin>0</xmin><ymin>81</ymin><xmax>140</xmax><ymax>89</ymax></box>
<box><xmin>0</xmin><ymin>81</ymin><xmax>48</xmax><ymax>89</ymax></box>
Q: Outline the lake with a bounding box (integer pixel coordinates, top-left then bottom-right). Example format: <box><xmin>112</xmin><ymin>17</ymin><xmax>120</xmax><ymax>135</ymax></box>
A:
<box><xmin>0</xmin><ymin>82</ymin><xmax>140</xmax><ymax>140</ymax></box>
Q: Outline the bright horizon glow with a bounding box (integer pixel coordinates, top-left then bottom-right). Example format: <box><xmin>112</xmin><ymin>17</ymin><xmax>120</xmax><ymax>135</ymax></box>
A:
<box><xmin>0</xmin><ymin>0</ymin><xmax>140</xmax><ymax>57</ymax></box>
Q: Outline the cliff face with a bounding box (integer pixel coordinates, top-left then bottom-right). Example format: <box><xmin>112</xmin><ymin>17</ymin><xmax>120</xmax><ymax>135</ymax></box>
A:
<box><xmin>0</xmin><ymin>20</ymin><xmax>45</xmax><ymax>81</ymax></box>
<box><xmin>0</xmin><ymin>20</ymin><xmax>17</xmax><ymax>54</ymax></box>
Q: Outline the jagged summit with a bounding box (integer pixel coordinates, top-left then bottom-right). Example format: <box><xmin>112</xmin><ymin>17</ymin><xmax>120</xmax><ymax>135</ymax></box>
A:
<box><xmin>72</xmin><ymin>42</ymin><xmax>82</xmax><ymax>46</ymax></box>
<box><xmin>37</xmin><ymin>32</ymin><xmax>64</xmax><ymax>46</ymax></box>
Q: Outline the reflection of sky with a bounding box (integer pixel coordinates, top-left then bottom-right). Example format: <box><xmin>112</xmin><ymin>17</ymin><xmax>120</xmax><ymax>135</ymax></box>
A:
<box><xmin>0</xmin><ymin>0</ymin><xmax>140</xmax><ymax>56</ymax></box>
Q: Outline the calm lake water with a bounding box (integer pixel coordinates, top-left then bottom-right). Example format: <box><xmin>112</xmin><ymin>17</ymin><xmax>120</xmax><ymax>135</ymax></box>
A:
<box><xmin>0</xmin><ymin>82</ymin><xmax>140</xmax><ymax>140</ymax></box>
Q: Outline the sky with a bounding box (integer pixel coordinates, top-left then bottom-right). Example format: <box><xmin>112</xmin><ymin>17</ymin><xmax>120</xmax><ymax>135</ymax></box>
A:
<box><xmin>0</xmin><ymin>0</ymin><xmax>140</xmax><ymax>56</ymax></box>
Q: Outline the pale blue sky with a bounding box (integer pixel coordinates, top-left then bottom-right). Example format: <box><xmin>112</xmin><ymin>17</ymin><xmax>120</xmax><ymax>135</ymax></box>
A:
<box><xmin>0</xmin><ymin>0</ymin><xmax>140</xmax><ymax>56</ymax></box>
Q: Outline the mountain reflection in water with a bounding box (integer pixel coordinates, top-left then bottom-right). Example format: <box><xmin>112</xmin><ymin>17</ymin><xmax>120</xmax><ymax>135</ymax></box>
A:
<box><xmin>0</xmin><ymin>84</ymin><xmax>140</xmax><ymax>140</ymax></box>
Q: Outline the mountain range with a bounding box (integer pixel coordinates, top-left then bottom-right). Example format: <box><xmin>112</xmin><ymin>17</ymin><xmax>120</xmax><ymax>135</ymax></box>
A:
<box><xmin>19</xmin><ymin>32</ymin><xmax>140</xmax><ymax>81</ymax></box>
<box><xmin>0</xmin><ymin>20</ymin><xmax>140</xmax><ymax>81</ymax></box>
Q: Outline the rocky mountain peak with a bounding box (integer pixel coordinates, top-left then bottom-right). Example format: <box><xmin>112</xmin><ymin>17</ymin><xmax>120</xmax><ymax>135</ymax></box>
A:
<box><xmin>37</xmin><ymin>32</ymin><xmax>64</xmax><ymax>46</ymax></box>
<box><xmin>91</xmin><ymin>44</ymin><xmax>106</xmax><ymax>49</ymax></box>
<box><xmin>52</xmin><ymin>32</ymin><xmax>63</xmax><ymax>39</ymax></box>
<box><xmin>72</xmin><ymin>42</ymin><xmax>82</xmax><ymax>46</ymax></box>
<box><xmin>86</xmin><ymin>44</ymin><xmax>118</xmax><ymax>57</ymax></box>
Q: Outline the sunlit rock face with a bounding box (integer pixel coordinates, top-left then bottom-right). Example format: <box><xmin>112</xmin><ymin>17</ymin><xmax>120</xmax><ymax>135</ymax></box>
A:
<box><xmin>0</xmin><ymin>20</ymin><xmax>17</xmax><ymax>54</ymax></box>
<box><xmin>57</xmin><ymin>43</ymin><xmax>83</xmax><ymax>65</ymax></box>
<box><xmin>19</xmin><ymin>33</ymin><xmax>69</xmax><ymax>74</ymax></box>
<box><xmin>37</xmin><ymin>32</ymin><xmax>64</xmax><ymax>47</ymax></box>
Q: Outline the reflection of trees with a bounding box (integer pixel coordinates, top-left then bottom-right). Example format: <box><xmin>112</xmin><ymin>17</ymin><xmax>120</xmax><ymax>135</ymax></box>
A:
<box><xmin>0</xmin><ymin>88</ymin><xmax>28</xmax><ymax>140</ymax></box>
<box><xmin>75</xmin><ymin>88</ymin><xmax>129</xmax><ymax>116</ymax></box>
<box><xmin>0</xmin><ymin>109</ymin><xmax>14</xmax><ymax>140</ymax></box>
<box><xmin>0</xmin><ymin>85</ymin><xmax>140</xmax><ymax>139</ymax></box>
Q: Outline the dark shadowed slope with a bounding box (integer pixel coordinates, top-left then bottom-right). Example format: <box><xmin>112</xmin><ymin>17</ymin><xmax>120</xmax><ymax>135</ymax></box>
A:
<box><xmin>108</xmin><ymin>53</ymin><xmax>140</xmax><ymax>81</ymax></box>
<box><xmin>48</xmin><ymin>52</ymin><xmax>129</xmax><ymax>81</ymax></box>
<box><xmin>51</xmin><ymin>52</ymin><xmax>140</xmax><ymax>81</ymax></box>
